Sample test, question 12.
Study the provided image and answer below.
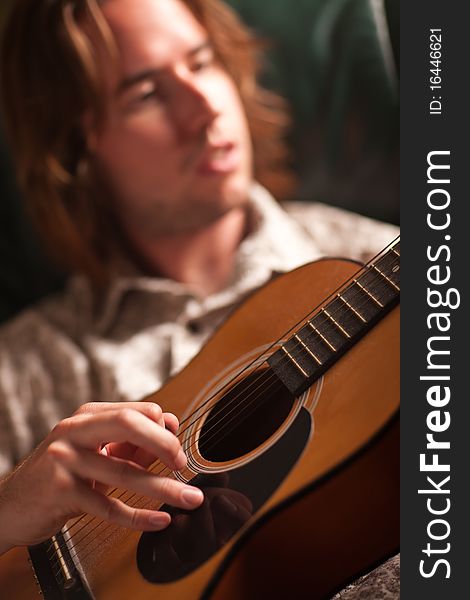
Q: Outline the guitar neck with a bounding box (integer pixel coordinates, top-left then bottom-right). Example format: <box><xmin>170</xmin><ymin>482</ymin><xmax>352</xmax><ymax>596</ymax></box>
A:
<box><xmin>268</xmin><ymin>239</ymin><xmax>401</xmax><ymax>396</ymax></box>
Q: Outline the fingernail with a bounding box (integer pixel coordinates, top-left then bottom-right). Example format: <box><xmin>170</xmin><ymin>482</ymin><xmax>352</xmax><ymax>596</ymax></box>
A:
<box><xmin>175</xmin><ymin>449</ymin><xmax>187</xmax><ymax>471</ymax></box>
<box><xmin>149</xmin><ymin>512</ymin><xmax>170</xmax><ymax>528</ymax></box>
<box><xmin>181</xmin><ymin>487</ymin><xmax>204</xmax><ymax>507</ymax></box>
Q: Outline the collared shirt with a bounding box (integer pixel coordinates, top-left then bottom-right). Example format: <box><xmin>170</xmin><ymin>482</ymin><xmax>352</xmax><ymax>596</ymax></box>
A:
<box><xmin>0</xmin><ymin>184</ymin><xmax>398</xmax><ymax>474</ymax></box>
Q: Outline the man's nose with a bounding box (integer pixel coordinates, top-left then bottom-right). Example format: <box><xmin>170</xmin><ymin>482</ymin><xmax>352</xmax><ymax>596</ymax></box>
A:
<box><xmin>171</xmin><ymin>78</ymin><xmax>219</xmax><ymax>140</ymax></box>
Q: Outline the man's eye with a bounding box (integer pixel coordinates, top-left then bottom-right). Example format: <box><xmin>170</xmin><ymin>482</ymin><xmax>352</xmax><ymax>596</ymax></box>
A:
<box><xmin>138</xmin><ymin>89</ymin><xmax>159</xmax><ymax>102</ymax></box>
<box><xmin>127</xmin><ymin>85</ymin><xmax>164</xmax><ymax>109</ymax></box>
<box><xmin>190</xmin><ymin>50</ymin><xmax>215</xmax><ymax>72</ymax></box>
<box><xmin>122</xmin><ymin>86</ymin><xmax>163</xmax><ymax>114</ymax></box>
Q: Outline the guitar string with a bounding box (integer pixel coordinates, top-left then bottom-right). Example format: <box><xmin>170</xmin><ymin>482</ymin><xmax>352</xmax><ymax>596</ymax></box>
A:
<box><xmin>64</xmin><ymin>258</ymin><xmax>401</xmax><ymax>565</ymax></box>
<box><xmin>70</xmin><ymin>267</ymin><xmax>402</xmax><ymax>570</ymax></box>
<box><xmin>48</xmin><ymin>244</ymin><xmax>400</xmax><ymax>571</ymax></box>
<box><xmin>51</xmin><ymin>253</ymin><xmax>401</xmax><ymax>575</ymax></box>
<box><xmin>69</xmin><ymin>375</ymin><xmax>288</xmax><ymax>567</ymax></box>
<box><xmin>53</xmin><ymin>254</ymin><xmax>401</xmax><ymax>572</ymax></box>
<box><xmin>48</xmin><ymin>245</ymin><xmax>400</xmax><ymax>572</ymax></box>
<box><xmin>48</xmin><ymin>244</ymin><xmax>400</xmax><ymax>572</ymax></box>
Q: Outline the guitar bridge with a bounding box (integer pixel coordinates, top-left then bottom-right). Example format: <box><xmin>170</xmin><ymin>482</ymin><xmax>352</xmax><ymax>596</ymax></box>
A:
<box><xmin>28</xmin><ymin>529</ymin><xmax>92</xmax><ymax>599</ymax></box>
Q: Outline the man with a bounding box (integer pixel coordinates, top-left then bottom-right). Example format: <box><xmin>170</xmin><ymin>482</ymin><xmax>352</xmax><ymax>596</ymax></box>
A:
<box><xmin>0</xmin><ymin>0</ymin><xmax>398</xmax><ymax>591</ymax></box>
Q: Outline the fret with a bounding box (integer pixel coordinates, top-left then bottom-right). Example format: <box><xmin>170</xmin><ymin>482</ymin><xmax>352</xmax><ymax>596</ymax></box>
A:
<box><xmin>373</xmin><ymin>247</ymin><xmax>400</xmax><ymax>285</ymax></box>
<box><xmin>337</xmin><ymin>293</ymin><xmax>367</xmax><ymax>323</ymax></box>
<box><xmin>340</xmin><ymin>284</ymin><xmax>378</xmax><ymax>322</ymax></box>
<box><xmin>380</xmin><ymin>247</ymin><xmax>400</xmax><ymax>267</ymax></box>
<box><xmin>321</xmin><ymin>308</ymin><xmax>351</xmax><ymax>339</ymax></box>
<box><xmin>284</xmin><ymin>326</ymin><xmax>331</xmax><ymax>371</ymax></box>
<box><xmin>294</xmin><ymin>334</ymin><xmax>322</xmax><ymax>365</ymax></box>
<box><xmin>51</xmin><ymin>534</ymin><xmax>75</xmax><ymax>589</ymax></box>
<box><xmin>281</xmin><ymin>346</ymin><xmax>308</xmax><ymax>377</ymax></box>
<box><xmin>307</xmin><ymin>321</ymin><xmax>337</xmax><ymax>352</ymax></box>
<box><xmin>371</xmin><ymin>264</ymin><xmax>400</xmax><ymax>292</ymax></box>
<box><xmin>313</xmin><ymin>309</ymin><xmax>354</xmax><ymax>350</ymax></box>
<box><xmin>326</xmin><ymin>296</ymin><xmax>365</xmax><ymax>338</ymax></box>
<box><xmin>268</xmin><ymin>238</ymin><xmax>400</xmax><ymax>397</ymax></box>
<box><xmin>353</xmin><ymin>279</ymin><xmax>384</xmax><ymax>307</ymax></box>
<box><xmin>359</xmin><ymin>266</ymin><xmax>397</xmax><ymax>306</ymax></box>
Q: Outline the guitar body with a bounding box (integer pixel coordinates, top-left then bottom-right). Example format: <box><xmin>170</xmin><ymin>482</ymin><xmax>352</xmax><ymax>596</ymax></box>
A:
<box><xmin>0</xmin><ymin>257</ymin><xmax>399</xmax><ymax>599</ymax></box>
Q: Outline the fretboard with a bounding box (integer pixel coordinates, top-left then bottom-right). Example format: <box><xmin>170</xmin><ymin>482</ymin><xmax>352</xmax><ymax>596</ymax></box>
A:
<box><xmin>267</xmin><ymin>239</ymin><xmax>400</xmax><ymax>396</ymax></box>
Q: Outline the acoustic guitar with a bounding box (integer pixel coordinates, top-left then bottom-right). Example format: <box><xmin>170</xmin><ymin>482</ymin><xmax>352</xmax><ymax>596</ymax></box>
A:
<box><xmin>0</xmin><ymin>238</ymin><xmax>400</xmax><ymax>599</ymax></box>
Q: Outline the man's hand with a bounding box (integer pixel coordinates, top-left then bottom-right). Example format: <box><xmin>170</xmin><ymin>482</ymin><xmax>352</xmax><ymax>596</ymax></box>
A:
<box><xmin>0</xmin><ymin>402</ymin><xmax>204</xmax><ymax>555</ymax></box>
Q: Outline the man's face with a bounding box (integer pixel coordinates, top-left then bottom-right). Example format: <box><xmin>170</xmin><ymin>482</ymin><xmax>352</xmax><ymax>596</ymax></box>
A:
<box><xmin>88</xmin><ymin>0</ymin><xmax>253</xmax><ymax>238</ymax></box>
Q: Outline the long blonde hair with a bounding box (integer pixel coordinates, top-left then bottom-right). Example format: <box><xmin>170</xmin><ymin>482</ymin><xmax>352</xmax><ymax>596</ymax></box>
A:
<box><xmin>1</xmin><ymin>0</ymin><xmax>291</xmax><ymax>282</ymax></box>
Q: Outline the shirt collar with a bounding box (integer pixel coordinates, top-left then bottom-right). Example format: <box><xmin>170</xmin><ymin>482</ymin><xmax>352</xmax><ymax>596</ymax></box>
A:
<box><xmin>68</xmin><ymin>183</ymin><xmax>323</xmax><ymax>333</ymax></box>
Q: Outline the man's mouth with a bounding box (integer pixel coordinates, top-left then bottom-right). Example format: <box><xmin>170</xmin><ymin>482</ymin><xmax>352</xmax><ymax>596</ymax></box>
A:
<box><xmin>197</xmin><ymin>142</ymin><xmax>239</xmax><ymax>175</ymax></box>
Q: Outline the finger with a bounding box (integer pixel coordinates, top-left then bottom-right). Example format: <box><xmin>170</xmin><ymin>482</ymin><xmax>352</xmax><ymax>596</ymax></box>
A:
<box><xmin>65</xmin><ymin>447</ymin><xmax>204</xmax><ymax>511</ymax></box>
<box><xmin>104</xmin><ymin>442</ymin><xmax>156</xmax><ymax>469</ymax></box>
<box><xmin>78</xmin><ymin>403</ymin><xmax>169</xmax><ymax>444</ymax></box>
<box><xmin>71</xmin><ymin>479</ymin><xmax>172</xmax><ymax>531</ymax></box>
<box><xmin>105</xmin><ymin>413</ymin><xmax>180</xmax><ymax>468</ymax></box>
<box><xmin>131</xmin><ymin>447</ymin><xmax>163</xmax><ymax>469</ymax></box>
<box><xmin>74</xmin><ymin>401</ymin><xmax>165</xmax><ymax>423</ymax></box>
<box><xmin>54</xmin><ymin>410</ymin><xmax>186</xmax><ymax>471</ymax></box>
<box><xmin>83</xmin><ymin>402</ymin><xmax>175</xmax><ymax>434</ymax></box>
<box><xmin>163</xmin><ymin>413</ymin><xmax>179</xmax><ymax>435</ymax></box>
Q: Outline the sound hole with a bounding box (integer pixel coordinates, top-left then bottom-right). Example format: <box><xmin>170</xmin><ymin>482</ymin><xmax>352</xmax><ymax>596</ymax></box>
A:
<box><xmin>198</xmin><ymin>367</ymin><xmax>296</xmax><ymax>462</ymax></box>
